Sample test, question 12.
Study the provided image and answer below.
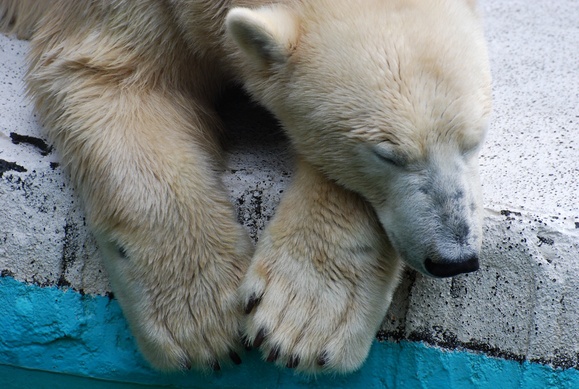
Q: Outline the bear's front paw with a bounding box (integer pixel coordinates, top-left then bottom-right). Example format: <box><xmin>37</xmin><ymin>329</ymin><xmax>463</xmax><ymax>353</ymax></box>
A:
<box><xmin>240</xmin><ymin>215</ymin><xmax>402</xmax><ymax>374</ymax></box>
<box><xmin>98</xmin><ymin>225</ymin><xmax>253</xmax><ymax>372</ymax></box>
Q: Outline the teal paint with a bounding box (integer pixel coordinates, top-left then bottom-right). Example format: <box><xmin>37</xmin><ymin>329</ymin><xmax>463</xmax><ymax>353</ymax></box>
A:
<box><xmin>1</xmin><ymin>276</ymin><xmax>577</xmax><ymax>388</ymax></box>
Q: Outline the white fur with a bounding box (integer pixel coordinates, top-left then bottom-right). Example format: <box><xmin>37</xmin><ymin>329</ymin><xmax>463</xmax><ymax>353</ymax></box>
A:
<box><xmin>239</xmin><ymin>160</ymin><xmax>402</xmax><ymax>373</ymax></box>
<box><xmin>231</xmin><ymin>0</ymin><xmax>492</xmax><ymax>276</ymax></box>
<box><xmin>226</xmin><ymin>5</ymin><xmax>298</xmax><ymax>66</ymax></box>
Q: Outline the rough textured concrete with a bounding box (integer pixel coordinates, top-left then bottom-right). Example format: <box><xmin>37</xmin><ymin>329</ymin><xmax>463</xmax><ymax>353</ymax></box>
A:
<box><xmin>0</xmin><ymin>0</ymin><xmax>578</xmax><ymax>379</ymax></box>
<box><xmin>2</xmin><ymin>277</ymin><xmax>578</xmax><ymax>388</ymax></box>
<box><xmin>0</xmin><ymin>36</ymin><xmax>107</xmax><ymax>294</ymax></box>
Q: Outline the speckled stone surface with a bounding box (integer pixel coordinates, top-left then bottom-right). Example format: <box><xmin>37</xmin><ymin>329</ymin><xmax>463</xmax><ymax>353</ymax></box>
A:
<box><xmin>480</xmin><ymin>0</ymin><xmax>578</xmax><ymax>218</ymax></box>
<box><xmin>0</xmin><ymin>0</ymin><xmax>578</xmax><ymax>379</ymax></box>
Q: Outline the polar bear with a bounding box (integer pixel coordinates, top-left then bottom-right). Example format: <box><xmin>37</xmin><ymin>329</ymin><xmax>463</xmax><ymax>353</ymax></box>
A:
<box><xmin>1</xmin><ymin>0</ymin><xmax>491</xmax><ymax>374</ymax></box>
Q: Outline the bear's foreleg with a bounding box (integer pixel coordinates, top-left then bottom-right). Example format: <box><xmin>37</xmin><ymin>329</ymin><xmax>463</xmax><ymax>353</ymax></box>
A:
<box><xmin>240</xmin><ymin>159</ymin><xmax>403</xmax><ymax>374</ymax></box>
<box><xmin>27</xmin><ymin>67</ymin><xmax>253</xmax><ymax>372</ymax></box>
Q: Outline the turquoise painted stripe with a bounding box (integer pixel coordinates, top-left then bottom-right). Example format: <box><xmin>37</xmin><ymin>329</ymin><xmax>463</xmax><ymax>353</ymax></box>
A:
<box><xmin>1</xmin><ymin>276</ymin><xmax>577</xmax><ymax>388</ymax></box>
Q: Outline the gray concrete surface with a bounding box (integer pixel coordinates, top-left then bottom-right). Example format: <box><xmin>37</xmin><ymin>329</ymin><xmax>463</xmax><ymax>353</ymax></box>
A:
<box><xmin>1</xmin><ymin>0</ymin><xmax>577</xmax><ymax>370</ymax></box>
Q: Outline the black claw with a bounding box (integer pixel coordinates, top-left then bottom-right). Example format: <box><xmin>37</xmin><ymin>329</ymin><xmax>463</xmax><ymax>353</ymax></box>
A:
<box><xmin>266</xmin><ymin>346</ymin><xmax>280</xmax><ymax>363</ymax></box>
<box><xmin>317</xmin><ymin>352</ymin><xmax>328</xmax><ymax>367</ymax></box>
<box><xmin>253</xmin><ymin>328</ymin><xmax>266</xmax><ymax>348</ymax></box>
<box><xmin>211</xmin><ymin>360</ymin><xmax>221</xmax><ymax>371</ymax></box>
<box><xmin>286</xmin><ymin>355</ymin><xmax>300</xmax><ymax>369</ymax></box>
<box><xmin>182</xmin><ymin>359</ymin><xmax>192</xmax><ymax>371</ymax></box>
<box><xmin>118</xmin><ymin>246</ymin><xmax>129</xmax><ymax>259</ymax></box>
<box><xmin>245</xmin><ymin>294</ymin><xmax>262</xmax><ymax>314</ymax></box>
<box><xmin>229</xmin><ymin>351</ymin><xmax>242</xmax><ymax>365</ymax></box>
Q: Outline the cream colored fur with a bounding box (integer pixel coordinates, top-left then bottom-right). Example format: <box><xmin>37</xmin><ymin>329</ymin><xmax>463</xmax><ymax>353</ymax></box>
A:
<box><xmin>0</xmin><ymin>0</ymin><xmax>490</xmax><ymax>374</ymax></box>
<box><xmin>240</xmin><ymin>159</ymin><xmax>402</xmax><ymax>372</ymax></box>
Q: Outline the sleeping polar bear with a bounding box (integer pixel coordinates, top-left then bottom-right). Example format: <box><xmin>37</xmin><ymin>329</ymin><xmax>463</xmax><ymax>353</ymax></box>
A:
<box><xmin>0</xmin><ymin>0</ymin><xmax>491</xmax><ymax>373</ymax></box>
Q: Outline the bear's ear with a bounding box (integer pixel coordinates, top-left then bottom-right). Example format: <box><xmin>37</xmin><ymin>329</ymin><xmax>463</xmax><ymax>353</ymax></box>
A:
<box><xmin>226</xmin><ymin>6</ymin><xmax>298</xmax><ymax>67</ymax></box>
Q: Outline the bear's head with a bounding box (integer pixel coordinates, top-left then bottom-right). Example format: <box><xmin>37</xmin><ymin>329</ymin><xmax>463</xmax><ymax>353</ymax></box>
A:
<box><xmin>226</xmin><ymin>0</ymin><xmax>492</xmax><ymax>278</ymax></box>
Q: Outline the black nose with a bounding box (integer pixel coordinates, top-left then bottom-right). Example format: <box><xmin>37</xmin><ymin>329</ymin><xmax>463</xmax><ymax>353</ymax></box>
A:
<box><xmin>424</xmin><ymin>255</ymin><xmax>479</xmax><ymax>278</ymax></box>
